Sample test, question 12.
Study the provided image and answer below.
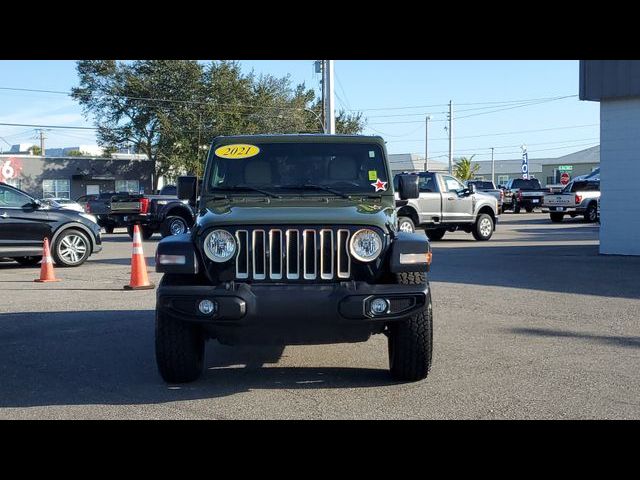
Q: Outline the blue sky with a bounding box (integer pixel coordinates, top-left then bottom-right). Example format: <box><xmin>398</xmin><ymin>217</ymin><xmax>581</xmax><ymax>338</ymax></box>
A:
<box><xmin>0</xmin><ymin>60</ymin><xmax>599</xmax><ymax>162</ymax></box>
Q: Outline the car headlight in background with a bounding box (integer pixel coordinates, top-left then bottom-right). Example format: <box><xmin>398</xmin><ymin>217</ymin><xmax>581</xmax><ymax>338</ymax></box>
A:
<box><xmin>203</xmin><ymin>229</ymin><xmax>236</xmax><ymax>263</ymax></box>
<box><xmin>79</xmin><ymin>213</ymin><xmax>98</xmax><ymax>224</ymax></box>
<box><xmin>349</xmin><ymin>228</ymin><xmax>382</xmax><ymax>262</ymax></box>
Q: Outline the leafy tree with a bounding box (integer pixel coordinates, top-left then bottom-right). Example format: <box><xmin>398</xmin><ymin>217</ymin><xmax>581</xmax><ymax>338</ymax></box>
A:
<box><xmin>66</xmin><ymin>150</ymin><xmax>84</xmax><ymax>156</ymax></box>
<box><xmin>72</xmin><ymin>60</ymin><xmax>366</xmax><ymax>187</ymax></box>
<box><xmin>29</xmin><ymin>145</ymin><xmax>41</xmax><ymax>155</ymax></box>
<box><xmin>453</xmin><ymin>155</ymin><xmax>480</xmax><ymax>181</ymax></box>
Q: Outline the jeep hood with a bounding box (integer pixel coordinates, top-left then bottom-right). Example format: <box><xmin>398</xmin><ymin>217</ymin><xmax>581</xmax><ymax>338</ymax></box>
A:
<box><xmin>198</xmin><ymin>198</ymin><xmax>396</xmax><ymax>231</ymax></box>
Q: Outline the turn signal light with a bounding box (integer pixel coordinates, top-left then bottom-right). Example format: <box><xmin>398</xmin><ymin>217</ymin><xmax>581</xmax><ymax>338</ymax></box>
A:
<box><xmin>139</xmin><ymin>198</ymin><xmax>150</xmax><ymax>214</ymax></box>
<box><xmin>426</xmin><ymin>251</ymin><xmax>432</xmax><ymax>265</ymax></box>
<box><xmin>575</xmin><ymin>194</ymin><xmax>582</xmax><ymax>204</ymax></box>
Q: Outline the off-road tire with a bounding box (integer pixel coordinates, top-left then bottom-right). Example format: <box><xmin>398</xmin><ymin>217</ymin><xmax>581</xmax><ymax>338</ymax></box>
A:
<box><xmin>161</xmin><ymin>216</ymin><xmax>189</xmax><ymax>238</ymax></box>
<box><xmin>550</xmin><ymin>212</ymin><xmax>564</xmax><ymax>223</ymax></box>
<box><xmin>584</xmin><ymin>202</ymin><xmax>598</xmax><ymax>223</ymax></box>
<box><xmin>155</xmin><ymin>309</ymin><xmax>205</xmax><ymax>383</ymax></box>
<box><xmin>426</xmin><ymin>228</ymin><xmax>446</xmax><ymax>241</ymax></box>
<box><xmin>14</xmin><ymin>256</ymin><xmax>42</xmax><ymax>267</ymax></box>
<box><xmin>127</xmin><ymin>225</ymin><xmax>155</xmax><ymax>240</ymax></box>
<box><xmin>104</xmin><ymin>226</ymin><xmax>115</xmax><ymax>234</ymax></box>
<box><xmin>472</xmin><ymin>213</ymin><xmax>494</xmax><ymax>241</ymax></box>
<box><xmin>398</xmin><ymin>216</ymin><xmax>415</xmax><ymax>233</ymax></box>
<box><xmin>388</xmin><ymin>271</ymin><xmax>433</xmax><ymax>381</ymax></box>
<box><xmin>51</xmin><ymin>229</ymin><xmax>91</xmax><ymax>267</ymax></box>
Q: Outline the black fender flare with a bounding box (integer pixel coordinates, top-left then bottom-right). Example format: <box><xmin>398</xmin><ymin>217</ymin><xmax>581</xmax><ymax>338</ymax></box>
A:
<box><xmin>159</xmin><ymin>202</ymin><xmax>195</xmax><ymax>224</ymax></box>
<box><xmin>388</xmin><ymin>232</ymin><xmax>431</xmax><ymax>273</ymax></box>
<box><xmin>51</xmin><ymin>222</ymin><xmax>98</xmax><ymax>254</ymax></box>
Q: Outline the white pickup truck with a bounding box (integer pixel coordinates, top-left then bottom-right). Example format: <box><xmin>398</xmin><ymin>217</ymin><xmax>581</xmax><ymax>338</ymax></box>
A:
<box><xmin>543</xmin><ymin>179</ymin><xmax>600</xmax><ymax>223</ymax></box>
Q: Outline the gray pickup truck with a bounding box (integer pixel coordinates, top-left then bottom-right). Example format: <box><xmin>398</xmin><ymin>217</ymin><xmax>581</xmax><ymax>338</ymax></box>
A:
<box><xmin>395</xmin><ymin>172</ymin><xmax>499</xmax><ymax>241</ymax></box>
<box><xmin>465</xmin><ymin>180</ymin><xmax>504</xmax><ymax>214</ymax></box>
<box><xmin>543</xmin><ymin>179</ymin><xmax>600</xmax><ymax>223</ymax></box>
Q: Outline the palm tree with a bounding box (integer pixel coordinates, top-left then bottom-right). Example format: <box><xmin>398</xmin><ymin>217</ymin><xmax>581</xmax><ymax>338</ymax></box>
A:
<box><xmin>453</xmin><ymin>155</ymin><xmax>480</xmax><ymax>181</ymax></box>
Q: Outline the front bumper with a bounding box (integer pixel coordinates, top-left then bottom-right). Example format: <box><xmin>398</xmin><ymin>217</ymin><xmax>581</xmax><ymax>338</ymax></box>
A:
<box><xmin>157</xmin><ymin>280</ymin><xmax>429</xmax><ymax>345</ymax></box>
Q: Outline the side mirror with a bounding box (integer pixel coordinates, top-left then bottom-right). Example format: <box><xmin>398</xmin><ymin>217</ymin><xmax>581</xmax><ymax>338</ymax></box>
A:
<box><xmin>397</xmin><ymin>175</ymin><xmax>419</xmax><ymax>200</ymax></box>
<box><xmin>468</xmin><ymin>183</ymin><xmax>477</xmax><ymax>195</ymax></box>
<box><xmin>177</xmin><ymin>176</ymin><xmax>198</xmax><ymax>205</ymax></box>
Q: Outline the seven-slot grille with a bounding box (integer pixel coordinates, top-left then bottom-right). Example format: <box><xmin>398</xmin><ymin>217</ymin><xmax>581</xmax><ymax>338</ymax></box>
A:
<box><xmin>234</xmin><ymin>227</ymin><xmax>352</xmax><ymax>281</ymax></box>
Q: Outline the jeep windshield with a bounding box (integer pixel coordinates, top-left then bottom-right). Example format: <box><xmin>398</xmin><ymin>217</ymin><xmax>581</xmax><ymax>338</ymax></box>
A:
<box><xmin>207</xmin><ymin>142</ymin><xmax>390</xmax><ymax>196</ymax></box>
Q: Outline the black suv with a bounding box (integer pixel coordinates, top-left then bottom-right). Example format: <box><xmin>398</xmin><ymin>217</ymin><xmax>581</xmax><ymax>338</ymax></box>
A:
<box><xmin>0</xmin><ymin>182</ymin><xmax>102</xmax><ymax>267</ymax></box>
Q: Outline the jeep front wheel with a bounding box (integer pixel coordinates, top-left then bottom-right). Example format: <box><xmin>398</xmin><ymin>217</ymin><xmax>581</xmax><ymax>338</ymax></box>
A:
<box><xmin>388</xmin><ymin>271</ymin><xmax>433</xmax><ymax>381</ymax></box>
<box><xmin>398</xmin><ymin>217</ymin><xmax>415</xmax><ymax>233</ymax></box>
<box><xmin>155</xmin><ymin>309</ymin><xmax>205</xmax><ymax>383</ymax></box>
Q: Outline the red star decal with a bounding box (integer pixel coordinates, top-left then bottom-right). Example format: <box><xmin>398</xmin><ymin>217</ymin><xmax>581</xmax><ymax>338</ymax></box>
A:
<box><xmin>371</xmin><ymin>178</ymin><xmax>387</xmax><ymax>192</ymax></box>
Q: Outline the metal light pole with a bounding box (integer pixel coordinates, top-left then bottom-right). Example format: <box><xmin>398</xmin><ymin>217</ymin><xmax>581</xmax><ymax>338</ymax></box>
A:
<box><xmin>448</xmin><ymin>100</ymin><xmax>453</xmax><ymax>174</ymax></box>
<box><xmin>424</xmin><ymin>115</ymin><xmax>431</xmax><ymax>171</ymax></box>
<box><xmin>323</xmin><ymin>60</ymin><xmax>335</xmax><ymax>134</ymax></box>
<box><xmin>491</xmin><ymin>147</ymin><xmax>495</xmax><ymax>184</ymax></box>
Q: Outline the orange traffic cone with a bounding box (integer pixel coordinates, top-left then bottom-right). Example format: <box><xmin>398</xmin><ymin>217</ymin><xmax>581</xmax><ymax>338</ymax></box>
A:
<box><xmin>124</xmin><ymin>224</ymin><xmax>155</xmax><ymax>290</ymax></box>
<box><xmin>34</xmin><ymin>237</ymin><xmax>61</xmax><ymax>283</ymax></box>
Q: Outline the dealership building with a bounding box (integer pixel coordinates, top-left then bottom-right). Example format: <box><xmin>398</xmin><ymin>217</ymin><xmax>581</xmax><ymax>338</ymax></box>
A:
<box><xmin>0</xmin><ymin>146</ymin><xmax>154</xmax><ymax>200</ymax></box>
<box><xmin>580</xmin><ymin>60</ymin><xmax>640</xmax><ymax>256</ymax></box>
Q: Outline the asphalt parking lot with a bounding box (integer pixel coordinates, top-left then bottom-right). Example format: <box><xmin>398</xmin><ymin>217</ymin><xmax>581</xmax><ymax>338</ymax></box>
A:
<box><xmin>1</xmin><ymin>212</ymin><xmax>639</xmax><ymax>419</ymax></box>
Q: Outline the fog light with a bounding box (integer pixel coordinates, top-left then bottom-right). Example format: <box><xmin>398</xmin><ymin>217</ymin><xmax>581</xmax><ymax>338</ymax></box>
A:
<box><xmin>198</xmin><ymin>299</ymin><xmax>217</xmax><ymax>315</ymax></box>
<box><xmin>370</xmin><ymin>298</ymin><xmax>389</xmax><ymax>315</ymax></box>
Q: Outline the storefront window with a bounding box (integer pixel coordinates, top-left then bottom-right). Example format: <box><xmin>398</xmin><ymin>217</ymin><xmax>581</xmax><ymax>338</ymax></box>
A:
<box><xmin>42</xmin><ymin>179</ymin><xmax>70</xmax><ymax>199</ymax></box>
<box><xmin>115</xmin><ymin>180</ymin><xmax>140</xmax><ymax>193</ymax></box>
<box><xmin>5</xmin><ymin>178</ymin><xmax>21</xmax><ymax>189</ymax></box>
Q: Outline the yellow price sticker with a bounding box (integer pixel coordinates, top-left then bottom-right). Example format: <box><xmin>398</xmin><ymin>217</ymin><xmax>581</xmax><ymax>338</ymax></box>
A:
<box><xmin>215</xmin><ymin>144</ymin><xmax>260</xmax><ymax>159</ymax></box>
<box><xmin>368</xmin><ymin>170</ymin><xmax>378</xmax><ymax>181</ymax></box>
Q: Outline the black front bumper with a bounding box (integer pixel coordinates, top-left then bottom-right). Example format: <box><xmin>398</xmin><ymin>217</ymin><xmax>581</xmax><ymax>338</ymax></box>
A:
<box><xmin>157</xmin><ymin>280</ymin><xmax>429</xmax><ymax>345</ymax></box>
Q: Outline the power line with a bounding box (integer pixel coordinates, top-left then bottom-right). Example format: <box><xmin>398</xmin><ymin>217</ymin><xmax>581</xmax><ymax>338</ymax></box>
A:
<box><xmin>385</xmin><ymin>123</ymin><xmax>600</xmax><ymax>143</ymax></box>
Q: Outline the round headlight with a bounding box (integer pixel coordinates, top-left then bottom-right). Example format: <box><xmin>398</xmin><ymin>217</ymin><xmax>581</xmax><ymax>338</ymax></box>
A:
<box><xmin>349</xmin><ymin>229</ymin><xmax>382</xmax><ymax>262</ymax></box>
<box><xmin>204</xmin><ymin>229</ymin><xmax>236</xmax><ymax>263</ymax></box>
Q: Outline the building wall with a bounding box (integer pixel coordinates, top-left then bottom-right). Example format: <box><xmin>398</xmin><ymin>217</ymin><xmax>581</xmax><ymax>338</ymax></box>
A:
<box><xmin>541</xmin><ymin>163</ymin><xmax>599</xmax><ymax>185</ymax></box>
<box><xmin>599</xmin><ymin>98</ymin><xmax>640</xmax><ymax>255</ymax></box>
<box><xmin>0</xmin><ymin>155</ymin><xmax>154</xmax><ymax>200</ymax></box>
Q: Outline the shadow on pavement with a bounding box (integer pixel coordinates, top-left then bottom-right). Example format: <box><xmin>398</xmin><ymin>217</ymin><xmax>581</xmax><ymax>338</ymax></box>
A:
<box><xmin>508</xmin><ymin>327</ymin><xmax>640</xmax><ymax>349</ymax></box>
<box><xmin>0</xmin><ymin>310</ymin><xmax>396</xmax><ymax>409</ymax></box>
<box><xmin>430</xmin><ymin>243</ymin><xmax>640</xmax><ymax>299</ymax></box>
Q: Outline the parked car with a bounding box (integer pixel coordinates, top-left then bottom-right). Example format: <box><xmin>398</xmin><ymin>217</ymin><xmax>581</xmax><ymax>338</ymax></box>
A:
<box><xmin>154</xmin><ymin>134</ymin><xmax>433</xmax><ymax>383</ymax></box>
<box><xmin>40</xmin><ymin>197</ymin><xmax>85</xmax><ymax>213</ymax></box>
<box><xmin>465</xmin><ymin>180</ymin><xmax>504</xmax><ymax>214</ymax></box>
<box><xmin>105</xmin><ymin>190</ymin><xmax>195</xmax><ymax>239</ymax></box>
<box><xmin>395</xmin><ymin>172</ymin><xmax>499</xmax><ymax>241</ymax></box>
<box><xmin>542</xmin><ymin>179</ymin><xmax>600</xmax><ymax>223</ymax></box>
<box><xmin>0</xmin><ymin>182</ymin><xmax>102</xmax><ymax>267</ymax></box>
<box><xmin>502</xmin><ymin>178</ymin><xmax>548</xmax><ymax>213</ymax></box>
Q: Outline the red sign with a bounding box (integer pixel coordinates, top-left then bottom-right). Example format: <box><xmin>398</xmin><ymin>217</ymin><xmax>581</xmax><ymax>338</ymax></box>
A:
<box><xmin>560</xmin><ymin>172</ymin><xmax>570</xmax><ymax>185</ymax></box>
<box><xmin>0</xmin><ymin>157</ymin><xmax>23</xmax><ymax>183</ymax></box>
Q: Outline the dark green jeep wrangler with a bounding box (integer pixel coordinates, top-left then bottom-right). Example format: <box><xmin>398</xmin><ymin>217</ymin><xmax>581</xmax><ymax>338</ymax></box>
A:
<box><xmin>154</xmin><ymin>134</ymin><xmax>433</xmax><ymax>383</ymax></box>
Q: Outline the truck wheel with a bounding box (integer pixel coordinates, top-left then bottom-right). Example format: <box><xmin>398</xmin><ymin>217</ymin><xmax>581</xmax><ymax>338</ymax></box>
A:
<box><xmin>514</xmin><ymin>203</ymin><xmax>521</xmax><ymax>214</ymax></box>
<box><xmin>398</xmin><ymin>217</ymin><xmax>415</xmax><ymax>233</ymax></box>
<box><xmin>550</xmin><ymin>213</ymin><xmax>564</xmax><ymax>223</ymax></box>
<box><xmin>14</xmin><ymin>256</ymin><xmax>42</xmax><ymax>267</ymax></box>
<box><xmin>155</xmin><ymin>309</ymin><xmax>205</xmax><ymax>383</ymax></box>
<box><xmin>472</xmin><ymin>213</ymin><xmax>494</xmax><ymax>241</ymax></box>
<box><xmin>105</xmin><ymin>226</ymin><xmax>115</xmax><ymax>234</ymax></box>
<box><xmin>426</xmin><ymin>228</ymin><xmax>446</xmax><ymax>241</ymax></box>
<box><xmin>525</xmin><ymin>206</ymin><xmax>534</xmax><ymax>213</ymax></box>
<box><xmin>388</xmin><ymin>272</ymin><xmax>433</xmax><ymax>382</ymax></box>
<box><xmin>161</xmin><ymin>216</ymin><xmax>189</xmax><ymax>237</ymax></box>
<box><xmin>584</xmin><ymin>202</ymin><xmax>598</xmax><ymax>223</ymax></box>
<box><xmin>52</xmin><ymin>229</ymin><xmax>91</xmax><ymax>267</ymax></box>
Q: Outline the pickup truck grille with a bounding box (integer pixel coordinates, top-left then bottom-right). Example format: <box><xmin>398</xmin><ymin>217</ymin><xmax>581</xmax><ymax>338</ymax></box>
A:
<box><xmin>234</xmin><ymin>227</ymin><xmax>352</xmax><ymax>281</ymax></box>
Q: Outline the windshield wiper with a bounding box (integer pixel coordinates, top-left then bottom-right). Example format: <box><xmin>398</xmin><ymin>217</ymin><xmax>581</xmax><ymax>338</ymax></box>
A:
<box><xmin>215</xmin><ymin>185</ymin><xmax>282</xmax><ymax>199</ymax></box>
<box><xmin>277</xmin><ymin>183</ymin><xmax>352</xmax><ymax>199</ymax></box>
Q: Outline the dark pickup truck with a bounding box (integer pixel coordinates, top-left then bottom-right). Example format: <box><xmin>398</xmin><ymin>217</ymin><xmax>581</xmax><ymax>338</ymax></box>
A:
<box><xmin>502</xmin><ymin>178</ymin><xmax>548</xmax><ymax>213</ymax></box>
<box><xmin>77</xmin><ymin>186</ymin><xmax>195</xmax><ymax>238</ymax></box>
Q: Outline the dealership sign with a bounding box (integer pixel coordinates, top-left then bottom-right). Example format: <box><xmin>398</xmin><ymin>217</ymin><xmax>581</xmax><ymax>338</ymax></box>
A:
<box><xmin>0</xmin><ymin>157</ymin><xmax>22</xmax><ymax>183</ymax></box>
<box><xmin>558</xmin><ymin>165</ymin><xmax>573</xmax><ymax>172</ymax></box>
<box><xmin>521</xmin><ymin>150</ymin><xmax>529</xmax><ymax>179</ymax></box>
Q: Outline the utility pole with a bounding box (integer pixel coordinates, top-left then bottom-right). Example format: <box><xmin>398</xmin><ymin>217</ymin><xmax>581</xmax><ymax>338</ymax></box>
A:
<box><xmin>424</xmin><ymin>115</ymin><xmax>431</xmax><ymax>171</ymax></box>
<box><xmin>36</xmin><ymin>129</ymin><xmax>46</xmax><ymax>156</ymax></box>
<box><xmin>491</xmin><ymin>147</ymin><xmax>495</xmax><ymax>184</ymax></box>
<box><xmin>323</xmin><ymin>60</ymin><xmax>335</xmax><ymax>134</ymax></box>
<box><xmin>448</xmin><ymin>100</ymin><xmax>453</xmax><ymax>174</ymax></box>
